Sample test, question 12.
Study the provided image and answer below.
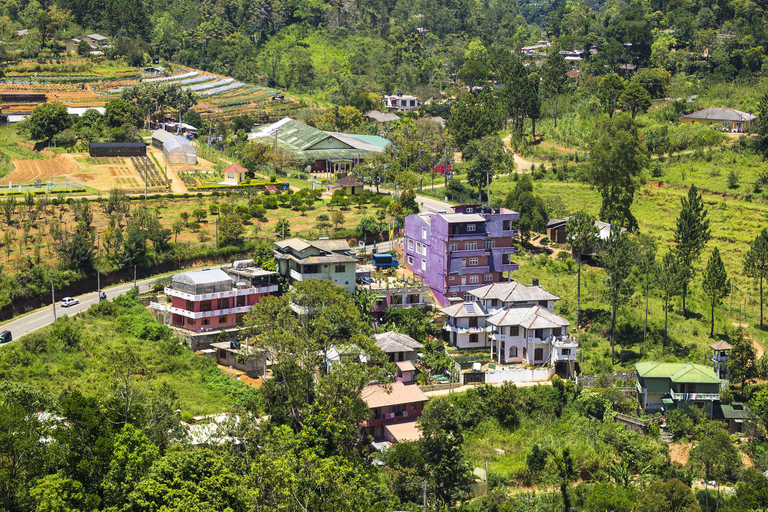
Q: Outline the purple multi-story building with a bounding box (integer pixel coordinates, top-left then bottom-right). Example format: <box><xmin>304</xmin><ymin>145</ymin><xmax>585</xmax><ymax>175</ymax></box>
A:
<box><xmin>403</xmin><ymin>204</ymin><xmax>519</xmax><ymax>306</ymax></box>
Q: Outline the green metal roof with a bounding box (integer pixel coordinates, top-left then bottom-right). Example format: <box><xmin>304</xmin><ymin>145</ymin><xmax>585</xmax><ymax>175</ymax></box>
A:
<box><xmin>635</xmin><ymin>362</ymin><xmax>720</xmax><ymax>384</ymax></box>
<box><xmin>349</xmin><ymin>134</ymin><xmax>391</xmax><ymax>149</ymax></box>
<box><xmin>720</xmin><ymin>404</ymin><xmax>750</xmax><ymax>419</ymax></box>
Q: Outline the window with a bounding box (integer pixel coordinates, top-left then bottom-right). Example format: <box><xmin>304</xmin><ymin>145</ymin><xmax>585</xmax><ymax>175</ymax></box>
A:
<box><xmin>466</xmin><ymin>224</ymin><xmax>476</xmax><ymax>232</ymax></box>
<box><xmin>466</xmin><ymin>207</ymin><xmax>473</xmax><ymax>213</ymax></box>
<box><xmin>468</xmin><ymin>317</ymin><xmax>478</xmax><ymax>328</ymax></box>
<box><xmin>510</xmin><ymin>326</ymin><xmax>519</xmax><ymax>336</ymax></box>
<box><xmin>412</xmin><ymin>402</ymin><xmax>423</xmax><ymax>411</ymax></box>
<box><xmin>202</xmin><ymin>318</ymin><xmax>210</xmax><ymax>326</ymax></box>
<box><xmin>422</xmin><ymin>227</ymin><xmax>427</xmax><ymax>239</ymax></box>
<box><xmin>465</xmin><ymin>242</ymin><xmax>477</xmax><ymax>250</ymax></box>
<box><xmin>503</xmin><ymin>220</ymin><xmax>512</xmax><ymax>231</ymax></box>
<box><xmin>415</xmin><ymin>242</ymin><xmax>421</xmax><ymax>253</ymax></box>
<box><xmin>490</xmin><ymin>299</ymin><xmax>498</xmax><ymax>307</ymax></box>
<box><xmin>469</xmin><ymin>275</ymin><xmax>480</xmax><ymax>283</ymax></box>
<box><xmin>228</xmin><ymin>172</ymin><xmax>235</xmax><ymax>179</ymax></box>
<box><xmin>469</xmin><ymin>333</ymin><xmax>479</xmax><ymax>343</ymax></box>
<box><xmin>534</xmin><ymin>348</ymin><xmax>544</xmax><ymax>360</ymax></box>
<box><xmin>502</xmin><ymin>254</ymin><xmax>512</xmax><ymax>265</ymax></box>
<box><xmin>199</xmin><ymin>300</ymin><xmax>212</xmax><ymax>312</ymax></box>
<box><xmin>449</xmin><ymin>243</ymin><xmax>458</xmax><ymax>251</ymax></box>
<box><xmin>236</xmin><ymin>295</ymin><xmax>246</xmax><ymax>307</ymax></box>
<box><xmin>562</xmin><ymin>349</ymin><xmax>571</xmax><ymax>356</ymax></box>
<box><xmin>553</xmin><ymin>327</ymin><xmax>562</xmax><ymax>336</ymax></box>
<box><xmin>449</xmin><ymin>276</ymin><xmax>455</xmax><ymax>281</ymax></box>
<box><xmin>185</xmin><ymin>300</ymin><xmax>194</xmax><ymax>311</ymax></box>
<box><xmin>539</xmin><ymin>300</ymin><xmax>548</xmax><ymax>307</ymax></box>
<box><xmin>185</xmin><ymin>317</ymin><xmax>194</xmax><ymax>325</ymax></box>
<box><xmin>510</xmin><ymin>346</ymin><xmax>518</xmax><ymax>357</ymax></box>
<box><xmin>407</xmin><ymin>255</ymin><xmax>414</xmax><ymax>265</ymax></box>
<box><xmin>422</xmin><ymin>245</ymin><xmax>427</xmax><ymax>256</ymax></box>
<box><xmin>468</xmin><ymin>257</ymin><xmax>478</xmax><ymax>266</ymax></box>
<box><xmin>303</xmin><ymin>264</ymin><xmax>319</xmax><ymax>274</ymax></box>
<box><xmin>218</xmin><ymin>298</ymin><xmax>228</xmax><ymax>310</ymax></box>
<box><xmin>219</xmin><ymin>316</ymin><xmax>227</xmax><ymax>324</ymax></box>
<box><xmin>407</xmin><ymin>238</ymin><xmax>414</xmax><ymax>251</ymax></box>
<box><xmin>421</xmin><ymin>259</ymin><xmax>426</xmax><ymax>271</ymax></box>
<box><xmin>484</xmin><ymin>240</ymin><xmax>495</xmax><ymax>250</ymax></box>
<box><xmin>335</xmin><ymin>264</ymin><xmax>346</xmax><ymax>273</ymax></box>
<box><xmin>484</xmin><ymin>273</ymin><xmax>493</xmax><ymax>281</ymax></box>
<box><xmin>463</xmin><ymin>293</ymin><xmax>474</xmax><ymax>302</ymax></box>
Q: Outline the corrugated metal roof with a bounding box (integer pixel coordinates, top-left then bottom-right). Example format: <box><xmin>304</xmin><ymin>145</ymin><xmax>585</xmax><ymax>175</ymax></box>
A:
<box><xmin>374</xmin><ymin>331</ymin><xmax>424</xmax><ymax>353</ymax></box>
<box><xmin>440</xmin><ymin>213</ymin><xmax>486</xmax><ymax>224</ymax></box>
<box><xmin>440</xmin><ymin>302</ymin><xmax>488</xmax><ymax>318</ymax></box>
<box><xmin>173</xmin><ymin>269</ymin><xmax>231</xmax><ymax>286</ymax></box>
<box><xmin>635</xmin><ymin>362</ymin><xmax>720</xmax><ymax>384</ymax></box>
<box><xmin>681</xmin><ymin>107</ymin><xmax>756</xmax><ymax>122</ymax></box>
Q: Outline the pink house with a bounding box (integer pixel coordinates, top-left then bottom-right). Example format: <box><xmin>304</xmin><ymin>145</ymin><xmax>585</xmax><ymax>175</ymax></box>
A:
<box><xmin>151</xmin><ymin>262</ymin><xmax>278</xmax><ymax>332</ymax></box>
<box><xmin>361</xmin><ymin>381</ymin><xmax>428</xmax><ymax>442</ymax></box>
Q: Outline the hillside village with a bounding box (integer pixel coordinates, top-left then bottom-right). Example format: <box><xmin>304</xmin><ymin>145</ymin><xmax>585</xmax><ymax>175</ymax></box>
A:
<box><xmin>1</xmin><ymin>0</ymin><xmax>768</xmax><ymax>510</ymax></box>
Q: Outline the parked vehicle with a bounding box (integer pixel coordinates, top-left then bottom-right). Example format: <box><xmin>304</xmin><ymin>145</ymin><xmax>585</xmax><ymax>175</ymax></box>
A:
<box><xmin>60</xmin><ymin>297</ymin><xmax>79</xmax><ymax>308</ymax></box>
<box><xmin>0</xmin><ymin>330</ymin><xmax>11</xmax><ymax>343</ymax></box>
<box><xmin>372</xmin><ymin>253</ymin><xmax>399</xmax><ymax>269</ymax></box>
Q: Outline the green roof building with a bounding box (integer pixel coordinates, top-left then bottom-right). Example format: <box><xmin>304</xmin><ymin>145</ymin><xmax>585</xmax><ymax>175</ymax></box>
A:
<box><xmin>635</xmin><ymin>362</ymin><xmax>722</xmax><ymax>415</ymax></box>
<box><xmin>248</xmin><ymin>117</ymin><xmax>391</xmax><ymax>174</ymax></box>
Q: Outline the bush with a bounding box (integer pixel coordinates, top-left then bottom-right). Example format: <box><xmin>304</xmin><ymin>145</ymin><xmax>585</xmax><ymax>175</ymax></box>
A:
<box><xmin>666</xmin><ymin>409</ymin><xmax>693</xmax><ymax>439</ymax></box>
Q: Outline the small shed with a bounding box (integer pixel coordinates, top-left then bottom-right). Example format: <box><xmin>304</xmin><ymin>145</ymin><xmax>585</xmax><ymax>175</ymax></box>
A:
<box><xmin>152</xmin><ymin>129</ymin><xmax>197</xmax><ymax>165</ymax></box>
<box><xmin>221</xmin><ymin>163</ymin><xmax>248</xmax><ymax>185</ymax></box>
<box><xmin>334</xmin><ymin>174</ymin><xmax>364</xmax><ymax>195</ymax></box>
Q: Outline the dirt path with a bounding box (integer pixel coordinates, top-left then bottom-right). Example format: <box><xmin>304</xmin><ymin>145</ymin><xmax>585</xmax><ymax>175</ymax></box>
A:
<box><xmin>502</xmin><ymin>134</ymin><xmax>533</xmax><ymax>173</ymax></box>
<box><xmin>164</xmin><ymin>165</ymin><xmax>187</xmax><ymax>194</ymax></box>
<box><xmin>668</xmin><ymin>442</ymin><xmax>691</xmax><ymax>465</ymax></box>
<box><xmin>732</xmin><ymin>323</ymin><xmax>765</xmax><ymax>358</ymax></box>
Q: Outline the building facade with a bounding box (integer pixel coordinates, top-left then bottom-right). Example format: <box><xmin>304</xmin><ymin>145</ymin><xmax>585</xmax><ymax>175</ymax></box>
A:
<box><xmin>635</xmin><ymin>362</ymin><xmax>722</xmax><ymax>414</ymax></box>
<box><xmin>273</xmin><ymin>238</ymin><xmax>357</xmax><ymax>294</ymax></box>
<box><xmin>468</xmin><ymin>280</ymin><xmax>560</xmax><ymax>314</ymax></box>
<box><xmin>384</xmin><ymin>94</ymin><xmax>422</xmax><ymax>111</ymax></box>
<box><xmin>404</xmin><ymin>205</ymin><xmax>519</xmax><ymax>306</ymax></box>
<box><xmin>361</xmin><ymin>381</ymin><xmax>428</xmax><ymax>442</ymax></box>
<box><xmin>440</xmin><ymin>302</ymin><xmax>491</xmax><ymax>349</ymax></box>
<box><xmin>150</xmin><ymin>262</ymin><xmax>278</xmax><ymax>332</ymax></box>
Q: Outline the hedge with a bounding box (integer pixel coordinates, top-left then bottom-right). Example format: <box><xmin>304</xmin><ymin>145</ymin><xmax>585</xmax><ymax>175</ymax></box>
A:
<box><xmin>187</xmin><ymin>181</ymin><xmax>284</xmax><ymax>191</ymax></box>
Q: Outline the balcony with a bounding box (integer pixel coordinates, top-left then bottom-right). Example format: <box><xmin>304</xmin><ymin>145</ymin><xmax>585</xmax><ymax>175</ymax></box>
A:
<box><xmin>150</xmin><ymin>302</ymin><xmax>253</xmax><ymax>320</ymax></box>
<box><xmin>449</xmin><ymin>248</ymin><xmax>487</xmax><ymax>257</ymax></box>
<box><xmin>669</xmin><ymin>389</ymin><xmax>720</xmax><ymax>401</ymax></box>
<box><xmin>448</xmin><ymin>264</ymin><xmax>491</xmax><ymax>275</ymax></box>
<box><xmin>443</xmin><ymin>325</ymin><xmax>491</xmax><ymax>334</ymax></box>
<box><xmin>372</xmin><ymin>301</ymin><xmax>425</xmax><ymax>312</ymax></box>
<box><xmin>165</xmin><ymin>284</ymin><xmax>278</xmax><ymax>301</ymax></box>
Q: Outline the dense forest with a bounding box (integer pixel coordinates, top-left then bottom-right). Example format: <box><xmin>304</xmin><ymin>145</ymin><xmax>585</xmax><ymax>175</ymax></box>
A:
<box><xmin>1</xmin><ymin>0</ymin><xmax>767</xmax><ymax>102</ymax></box>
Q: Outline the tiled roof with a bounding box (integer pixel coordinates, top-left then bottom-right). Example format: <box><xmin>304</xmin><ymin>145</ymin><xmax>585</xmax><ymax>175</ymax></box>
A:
<box><xmin>486</xmin><ymin>305</ymin><xmax>569</xmax><ymax>329</ymax></box>
<box><xmin>469</xmin><ymin>281</ymin><xmax>560</xmax><ymax>303</ymax></box>
<box><xmin>709</xmin><ymin>340</ymin><xmax>733</xmax><ymax>351</ymax></box>
<box><xmin>635</xmin><ymin>362</ymin><xmax>721</xmax><ymax>384</ymax></box>
<box><xmin>395</xmin><ymin>360</ymin><xmax>416</xmax><ymax>372</ymax></box>
<box><xmin>223</xmin><ymin>163</ymin><xmax>248</xmax><ymax>174</ymax></box>
<box><xmin>440</xmin><ymin>302</ymin><xmax>488</xmax><ymax>318</ymax></box>
<box><xmin>374</xmin><ymin>331</ymin><xmax>424</xmax><ymax>353</ymax></box>
<box><xmin>385</xmin><ymin>421</ymin><xmax>422</xmax><ymax>441</ymax></box>
<box><xmin>335</xmin><ymin>175</ymin><xmax>364</xmax><ymax>187</ymax></box>
<box><xmin>362</xmin><ymin>381</ymin><xmax>428</xmax><ymax>408</ymax></box>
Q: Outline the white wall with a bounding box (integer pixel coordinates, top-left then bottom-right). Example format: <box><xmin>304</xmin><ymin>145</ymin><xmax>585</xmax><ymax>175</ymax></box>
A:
<box><xmin>479</xmin><ymin>366</ymin><xmax>555</xmax><ymax>385</ymax></box>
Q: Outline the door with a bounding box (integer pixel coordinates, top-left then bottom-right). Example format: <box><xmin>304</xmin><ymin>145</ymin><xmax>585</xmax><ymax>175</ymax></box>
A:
<box><xmin>461</xmin><ymin>276</ymin><xmax>466</xmax><ymax>285</ymax></box>
<box><xmin>534</xmin><ymin>348</ymin><xmax>543</xmax><ymax>361</ymax></box>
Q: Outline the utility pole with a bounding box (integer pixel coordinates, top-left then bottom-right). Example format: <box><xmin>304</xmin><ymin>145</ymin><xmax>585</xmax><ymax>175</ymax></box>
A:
<box><xmin>486</xmin><ymin>168</ymin><xmax>490</xmax><ymax>208</ymax></box>
<box><xmin>49</xmin><ymin>273</ymin><xmax>56</xmax><ymax>321</ymax></box>
<box><xmin>215</xmin><ymin>220</ymin><xmax>219</xmax><ymax>249</ymax></box>
<box><xmin>96</xmin><ymin>234</ymin><xmax>100</xmax><ymax>292</ymax></box>
<box><xmin>422</xmin><ymin>481</ymin><xmax>427</xmax><ymax>512</ymax></box>
<box><xmin>134</xmin><ymin>265</ymin><xmax>137</xmax><ymax>290</ymax></box>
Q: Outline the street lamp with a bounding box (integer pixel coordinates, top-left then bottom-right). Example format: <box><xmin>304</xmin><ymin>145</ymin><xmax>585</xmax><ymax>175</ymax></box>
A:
<box><xmin>49</xmin><ymin>273</ymin><xmax>56</xmax><ymax>321</ymax></box>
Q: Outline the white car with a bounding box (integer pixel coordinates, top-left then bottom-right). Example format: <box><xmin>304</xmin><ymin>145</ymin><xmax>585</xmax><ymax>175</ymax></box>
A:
<box><xmin>60</xmin><ymin>297</ymin><xmax>79</xmax><ymax>308</ymax></box>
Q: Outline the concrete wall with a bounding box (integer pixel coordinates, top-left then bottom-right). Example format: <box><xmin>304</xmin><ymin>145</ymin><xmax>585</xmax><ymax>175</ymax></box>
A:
<box><xmin>480</xmin><ymin>366</ymin><xmax>555</xmax><ymax>385</ymax></box>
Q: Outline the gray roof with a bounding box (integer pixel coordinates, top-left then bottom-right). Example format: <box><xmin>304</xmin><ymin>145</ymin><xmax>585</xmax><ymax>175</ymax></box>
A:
<box><xmin>681</xmin><ymin>107</ymin><xmax>756</xmax><ymax>122</ymax></box>
<box><xmin>366</xmin><ymin>110</ymin><xmax>400</xmax><ymax>123</ymax></box>
<box><xmin>487</xmin><ymin>305</ymin><xmax>569</xmax><ymax>329</ymax></box>
<box><xmin>374</xmin><ymin>331</ymin><xmax>424</xmax><ymax>353</ymax></box>
<box><xmin>440</xmin><ymin>302</ymin><xmax>488</xmax><ymax>318</ymax></box>
<box><xmin>469</xmin><ymin>281</ymin><xmax>560</xmax><ymax>303</ymax></box>
<box><xmin>152</xmin><ymin>129</ymin><xmax>177</xmax><ymax>143</ymax></box>
<box><xmin>85</xmin><ymin>33</ymin><xmax>108</xmax><ymax>41</ymax></box>
<box><xmin>173</xmin><ymin>269</ymin><xmax>231</xmax><ymax>286</ymax></box>
<box><xmin>546</xmin><ymin>217</ymin><xmax>625</xmax><ymax>240</ymax></box>
<box><xmin>274</xmin><ymin>238</ymin><xmax>351</xmax><ymax>253</ymax></box>
<box><xmin>440</xmin><ymin>213</ymin><xmax>486</xmax><ymax>224</ymax></box>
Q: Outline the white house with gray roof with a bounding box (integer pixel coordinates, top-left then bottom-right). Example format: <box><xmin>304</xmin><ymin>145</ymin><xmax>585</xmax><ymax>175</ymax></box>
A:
<box><xmin>486</xmin><ymin>305</ymin><xmax>576</xmax><ymax>373</ymax></box>
<box><xmin>440</xmin><ymin>302</ymin><xmax>491</xmax><ymax>349</ymax></box>
<box><xmin>468</xmin><ymin>281</ymin><xmax>560</xmax><ymax>314</ymax></box>
<box><xmin>273</xmin><ymin>238</ymin><xmax>357</xmax><ymax>294</ymax></box>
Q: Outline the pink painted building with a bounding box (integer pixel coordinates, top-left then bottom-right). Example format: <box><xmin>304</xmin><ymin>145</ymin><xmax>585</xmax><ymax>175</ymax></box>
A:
<box><xmin>151</xmin><ymin>262</ymin><xmax>278</xmax><ymax>333</ymax></box>
<box><xmin>361</xmin><ymin>381</ymin><xmax>428</xmax><ymax>442</ymax></box>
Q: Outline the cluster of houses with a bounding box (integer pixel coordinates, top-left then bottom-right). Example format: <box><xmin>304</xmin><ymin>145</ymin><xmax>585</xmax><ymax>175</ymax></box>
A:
<box><xmin>147</xmin><ymin>202</ymin><xmax>748</xmax><ymax>444</ymax></box>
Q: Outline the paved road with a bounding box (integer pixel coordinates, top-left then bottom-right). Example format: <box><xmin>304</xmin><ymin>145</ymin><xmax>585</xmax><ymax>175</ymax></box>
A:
<box><xmin>0</xmin><ymin>272</ymin><xmax>196</xmax><ymax>340</ymax></box>
<box><xmin>364</xmin><ymin>185</ymin><xmax>453</xmax><ymax>214</ymax></box>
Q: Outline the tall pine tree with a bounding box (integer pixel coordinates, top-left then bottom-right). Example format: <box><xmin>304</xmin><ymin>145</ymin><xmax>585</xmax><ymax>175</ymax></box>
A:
<box><xmin>658</xmin><ymin>251</ymin><xmax>683</xmax><ymax>348</ymax></box>
<box><xmin>600</xmin><ymin>224</ymin><xmax>635</xmax><ymax>365</ymax></box>
<box><xmin>744</xmin><ymin>228</ymin><xmax>768</xmax><ymax>329</ymax></box>
<box><xmin>702</xmin><ymin>247</ymin><xmax>730</xmax><ymax>337</ymax></box>
<box><xmin>673</xmin><ymin>185</ymin><xmax>711</xmax><ymax>317</ymax></box>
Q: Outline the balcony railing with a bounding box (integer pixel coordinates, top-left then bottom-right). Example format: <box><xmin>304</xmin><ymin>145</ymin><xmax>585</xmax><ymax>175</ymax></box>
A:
<box><xmin>373</xmin><ymin>302</ymin><xmax>425</xmax><ymax>312</ymax></box>
<box><xmin>669</xmin><ymin>389</ymin><xmax>720</xmax><ymax>401</ymax></box>
<box><xmin>443</xmin><ymin>325</ymin><xmax>491</xmax><ymax>334</ymax></box>
<box><xmin>165</xmin><ymin>284</ymin><xmax>277</xmax><ymax>302</ymax></box>
<box><xmin>150</xmin><ymin>301</ymin><xmax>253</xmax><ymax>320</ymax></box>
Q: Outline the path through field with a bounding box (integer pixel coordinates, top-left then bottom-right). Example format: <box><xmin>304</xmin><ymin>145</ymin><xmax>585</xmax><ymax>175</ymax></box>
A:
<box><xmin>502</xmin><ymin>134</ymin><xmax>533</xmax><ymax>173</ymax></box>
